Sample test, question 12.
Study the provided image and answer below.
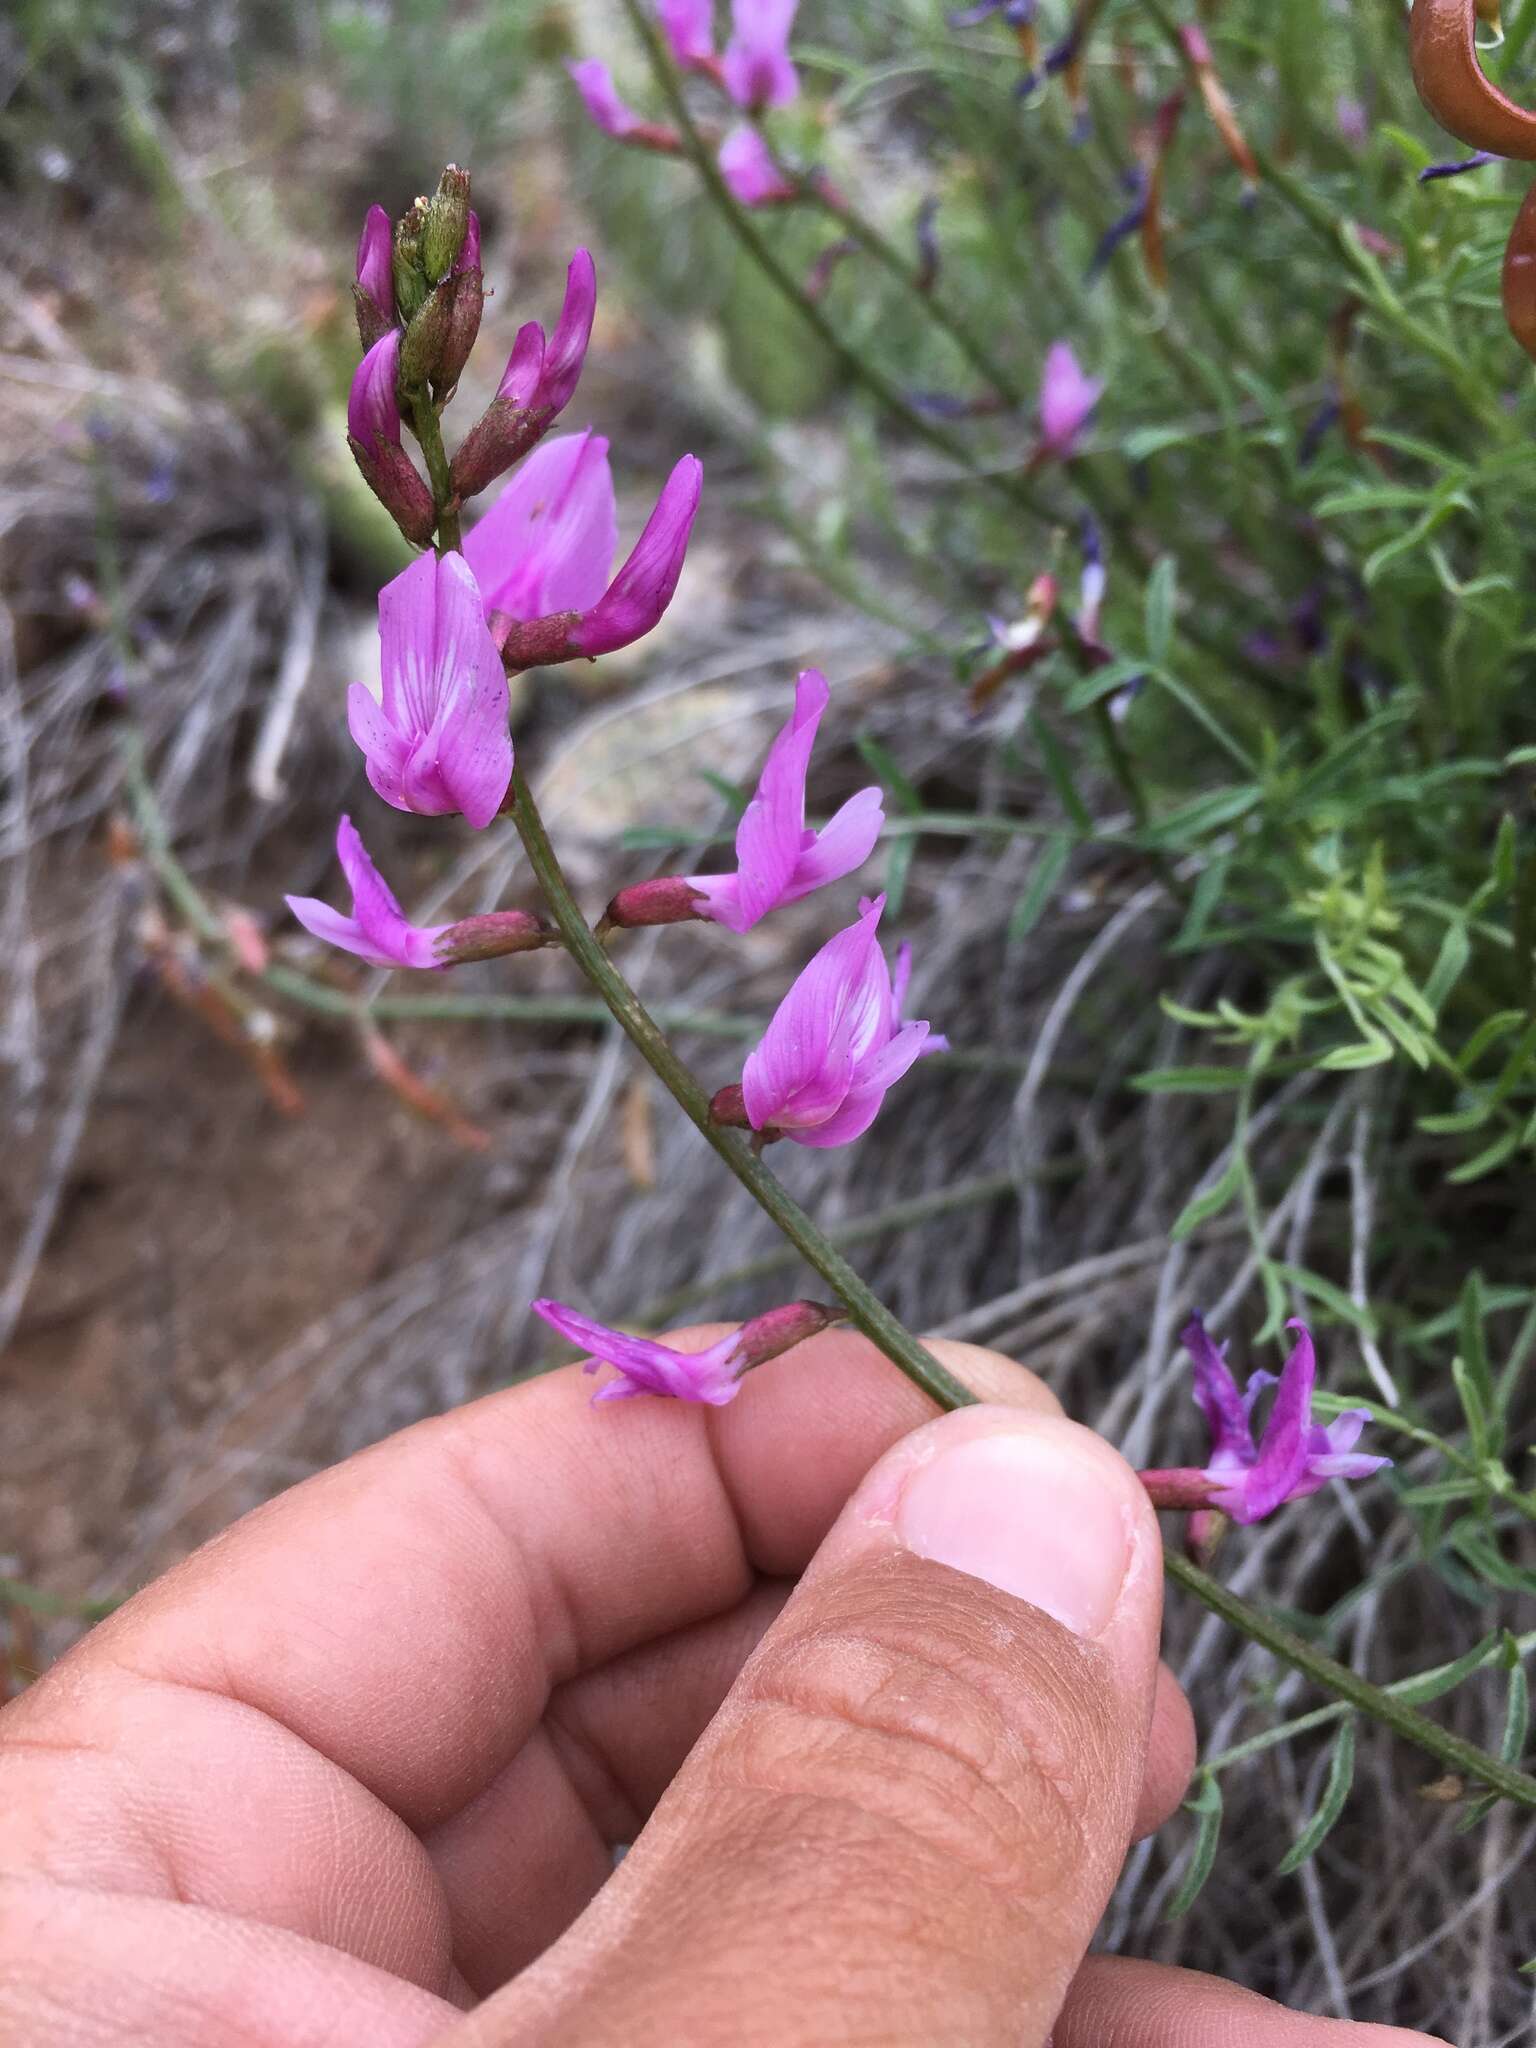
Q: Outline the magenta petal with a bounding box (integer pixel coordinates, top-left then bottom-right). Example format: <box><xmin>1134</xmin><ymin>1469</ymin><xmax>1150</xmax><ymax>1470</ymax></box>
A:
<box><xmin>1180</xmin><ymin>1311</ymin><xmax>1256</xmax><ymax>1464</ymax></box>
<box><xmin>729</xmin><ymin>669</ymin><xmax>827</xmax><ymax>928</ymax></box>
<box><xmin>1241</xmin><ymin>1321</ymin><xmax>1317</xmax><ymax>1520</ymax></box>
<box><xmin>355</xmin><ymin>204</ymin><xmax>395</xmax><ymax>316</ymax></box>
<box><xmin>787</xmin><ymin>1020</ymin><xmax>932</xmax><ymax>1148</ymax></box>
<box><xmin>718</xmin><ymin>125</ymin><xmax>795</xmax><ymax>205</ymax></box>
<box><xmin>497</xmin><ymin>321</ymin><xmax>548</xmax><ymax>407</ymax></box>
<box><xmin>533</xmin><ymin>249</ymin><xmax>597</xmax><ymax>415</ymax></box>
<box><xmin>568</xmin><ymin>58</ymin><xmax>641</xmax><ymax>137</ymax></box>
<box><xmin>464</xmin><ymin>430</ymin><xmax>617</xmax><ymax>621</ymax></box>
<box><xmin>348</xmin><ymin>330</ymin><xmax>403</xmax><ymax>457</ymax></box>
<box><xmin>741</xmin><ymin>895</ymin><xmax>885</xmax><ymax>1129</ymax></box>
<box><xmin>1038</xmin><ymin>341</ymin><xmax>1103</xmax><ymax>455</ymax></box>
<box><xmin>786</xmin><ymin>785</ymin><xmax>884</xmax><ymax>900</ymax></box>
<box><xmin>531</xmin><ymin>1298</ymin><xmax>743</xmax><ymax>1403</ymax></box>
<box><xmin>286</xmin><ymin>815</ymin><xmax>450</xmax><ymax>970</ymax></box>
<box><xmin>659</xmin><ymin>0</ymin><xmax>715</xmax><ymax>63</ymax></box>
<box><xmin>569</xmin><ymin>454</ymin><xmax>702</xmax><ymax>657</ymax></box>
<box><xmin>722</xmin><ymin>0</ymin><xmax>799</xmax><ymax>107</ymax></box>
<box><xmin>364</xmin><ymin>553</ymin><xmax>513</xmax><ymax>825</ymax></box>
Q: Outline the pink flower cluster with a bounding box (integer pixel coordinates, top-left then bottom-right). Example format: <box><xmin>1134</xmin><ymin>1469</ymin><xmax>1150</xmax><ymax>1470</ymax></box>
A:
<box><xmin>296</xmin><ymin>177</ymin><xmax>940</xmax><ymax>1161</ymax></box>
<box><xmin>570</xmin><ymin>0</ymin><xmax>801</xmax><ymax>208</ymax></box>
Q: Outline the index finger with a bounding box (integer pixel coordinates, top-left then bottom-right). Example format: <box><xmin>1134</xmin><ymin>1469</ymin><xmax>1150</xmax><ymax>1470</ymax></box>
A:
<box><xmin>25</xmin><ymin>1329</ymin><xmax>1056</xmax><ymax>1829</ymax></box>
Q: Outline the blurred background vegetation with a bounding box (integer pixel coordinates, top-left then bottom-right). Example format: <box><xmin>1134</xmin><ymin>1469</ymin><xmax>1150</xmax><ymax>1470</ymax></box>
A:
<box><xmin>4</xmin><ymin>0</ymin><xmax>1536</xmax><ymax>2037</ymax></box>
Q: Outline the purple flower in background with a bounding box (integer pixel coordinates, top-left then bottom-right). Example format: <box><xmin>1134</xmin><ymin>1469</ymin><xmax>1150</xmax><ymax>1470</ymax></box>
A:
<box><xmin>1336</xmin><ymin>95</ymin><xmax>1369</xmax><ymax>146</ymax></box>
<box><xmin>722</xmin><ymin>0</ymin><xmax>799</xmax><ymax>110</ymax></box>
<box><xmin>1036</xmin><ymin>341</ymin><xmax>1103</xmax><ymax>459</ymax></box>
<box><xmin>719</xmin><ymin>125</ymin><xmax>797</xmax><ymax>206</ymax></box>
<box><xmin>568</xmin><ymin>58</ymin><xmax>647</xmax><ymax>137</ymax></box>
<box><xmin>659</xmin><ymin>0</ymin><xmax>716</xmax><ymax>66</ymax></box>
<box><xmin>739</xmin><ymin>895</ymin><xmax>944</xmax><ymax>1147</ymax></box>
<box><xmin>687</xmin><ymin>670</ymin><xmax>883</xmax><ymax>931</ymax></box>
<box><xmin>1181</xmin><ymin>1313</ymin><xmax>1389</xmax><ymax>1525</ymax></box>
<box><xmin>286</xmin><ymin>815</ymin><xmax>453</xmax><ymax>970</ymax></box>
<box><xmin>1419</xmin><ymin>150</ymin><xmax>1495</xmax><ymax>184</ymax></box>
<box><xmin>533</xmin><ymin>1296</ymin><xmax>839</xmax><ymax>1404</ymax></box>
<box><xmin>467</xmin><ymin>434</ymin><xmax>703</xmax><ymax>665</ymax></box>
<box><xmin>347</xmin><ymin>330</ymin><xmax>403</xmax><ymax>458</ymax></box>
<box><xmin>347</xmin><ymin>550</ymin><xmax>512</xmax><ymax>828</ymax></box>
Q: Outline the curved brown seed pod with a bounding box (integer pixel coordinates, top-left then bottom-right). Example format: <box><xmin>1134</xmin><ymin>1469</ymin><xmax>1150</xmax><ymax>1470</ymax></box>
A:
<box><xmin>1503</xmin><ymin>181</ymin><xmax>1536</xmax><ymax>358</ymax></box>
<box><xmin>1410</xmin><ymin>0</ymin><xmax>1536</xmax><ymax>159</ymax></box>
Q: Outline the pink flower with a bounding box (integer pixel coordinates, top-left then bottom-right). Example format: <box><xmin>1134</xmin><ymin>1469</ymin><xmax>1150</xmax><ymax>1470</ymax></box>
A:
<box><xmin>1037</xmin><ymin>341</ymin><xmax>1103</xmax><ymax>459</ymax></box>
<box><xmin>287</xmin><ymin>818</ymin><xmax>549</xmax><ymax>970</ymax></box>
<box><xmin>688</xmin><ymin>670</ymin><xmax>883</xmax><ymax>930</ymax></box>
<box><xmin>532</xmin><ymin>1296</ymin><xmax>838</xmax><ymax>1403</ymax></box>
<box><xmin>659</xmin><ymin>0</ymin><xmax>715</xmax><ymax>65</ymax></box>
<box><xmin>286</xmin><ymin>815</ymin><xmax>453</xmax><ymax>970</ymax></box>
<box><xmin>740</xmin><ymin>895</ymin><xmax>944</xmax><ymax>1147</ymax></box>
<box><xmin>718</xmin><ymin>125</ymin><xmax>797</xmax><ymax>206</ymax></box>
<box><xmin>568</xmin><ymin>58</ymin><xmax>646</xmax><ymax>137</ymax></box>
<box><xmin>348</xmin><ymin>329</ymin><xmax>403</xmax><ymax>459</ymax></box>
<box><xmin>722</xmin><ymin>0</ymin><xmax>799</xmax><ymax>109</ymax></box>
<box><xmin>449</xmin><ymin>251</ymin><xmax>597</xmax><ymax>500</ymax></box>
<box><xmin>346</xmin><ymin>550</ymin><xmax>513</xmax><ymax>829</ymax></box>
<box><xmin>1174</xmin><ymin>1314</ymin><xmax>1389</xmax><ymax>1526</ymax></box>
<box><xmin>467</xmin><ymin>434</ymin><xmax>704</xmax><ymax>666</ymax></box>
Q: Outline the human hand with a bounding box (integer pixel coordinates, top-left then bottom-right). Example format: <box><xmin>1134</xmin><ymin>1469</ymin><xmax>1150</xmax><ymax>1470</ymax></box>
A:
<box><xmin>0</xmin><ymin>1329</ymin><xmax>1445</xmax><ymax>2046</ymax></box>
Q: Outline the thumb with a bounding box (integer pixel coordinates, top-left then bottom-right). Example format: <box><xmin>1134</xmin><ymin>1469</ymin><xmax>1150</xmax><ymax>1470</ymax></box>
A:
<box><xmin>477</xmin><ymin>1403</ymin><xmax>1164</xmax><ymax>2048</ymax></box>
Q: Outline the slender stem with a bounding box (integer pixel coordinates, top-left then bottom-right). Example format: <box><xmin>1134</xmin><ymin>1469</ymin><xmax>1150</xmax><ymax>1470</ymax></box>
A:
<box><xmin>408</xmin><ymin>389</ymin><xmax>462</xmax><ymax>553</ymax></box>
<box><xmin>1166</xmin><ymin>1553</ymin><xmax>1536</xmax><ymax>1808</ymax></box>
<box><xmin>507</xmin><ymin>765</ymin><xmax>978</xmax><ymax>1410</ymax></box>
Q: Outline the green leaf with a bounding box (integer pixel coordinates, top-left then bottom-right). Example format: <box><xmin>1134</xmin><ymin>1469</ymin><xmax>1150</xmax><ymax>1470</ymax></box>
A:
<box><xmin>1062</xmin><ymin>657</ymin><xmax>1152</xmax><ymax>713</ymax></box>
<box><xmin>854</xmin><ymin>733</ymin><xmax>922</xmax><ymax>815</ymax></box>
<box><xmin>1278</xmin><ymin>1720</ymin><xmax>1357</xmax><ymax>1874</ymax></box>
<box><xmin>1165</xmin><ymin>1771</ymin><xmax>1223</xmax><ymax>1921</ymax></box>
<box><xmin>1424</xmin><ymin>922</ymin><xmax>1471</xmax><ymax>1016</ymax></box>
<box><xmin>697</xmin><ymin>769</ymin><xmax>750</xmax><ymax>816</ymax></box>
<box><xmin>1392</xmin><ymin>1629</ymin><xmax>1504</xmax><ymax>1705</ymax></box>
<box><xmin>1447</xmin><ymin>1128</ymin><xmax>1524</xmax><ymax>1184</ymax></box>
<box><xmin>1457</xmin><ymin>1653</ymin><xmax>1530</xmax><ymax>1831</ymax></box>
<box><xmin>1143</xmin><ymin>786</ymin><xmax>1261</xmax><ymax>845</ymax></box>
<box><xmin>1027</xmin><ymin>710</ymin><xmax>1091</xmax><ymax>834</ymax></box>
<box><xmin>1133</xmin><ymin>1065</ymin><xmax>1249</xmax><ymax>1094</ymax></box>
<box><xmin>1458</xmin><ymin>1272</ymin><xmax>1500</xmax><ymax>1449</ymax></box>
<box><xmin>1008</xmin><ymin>833</ymin><xmax>1071</xmax><ymax>942</ymax></box>
<box><xmin>1272</xmin><ymin>1263</ymin><xmax>1376</xmax><ymax>1334</ymax></box>
<box><xmin>1318</xmin><ymin>1035</ymin><xmax>1394</xmax><ymax>1071</ymax></box>
<box><xmin>1172</xmin><ymin>855</ymin><xmax>1231</xmax><ymax>953</ymax></box>
<box><xmin>1452</xmin><ymin>1357</ymin><xmax>1492</xmax><ymax>1463</ymax></box>
<box><xmin>1171</xmin><ymin>1154</ymin><xmax>1246</xmax><ymax>1241</ymax></box>
<box><xmin>883</xmin><ymin>831</ymin><xmax>916</xmax><ymax>921</ymax></box>
<box><xmin>1145</xmin><ymin>556</ymin><xmax>1177</xmax><ymax>667</ymax></box>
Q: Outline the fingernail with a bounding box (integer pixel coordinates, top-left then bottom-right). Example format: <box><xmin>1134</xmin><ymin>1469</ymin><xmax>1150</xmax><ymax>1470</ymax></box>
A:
<box><xmin>894</xmin><ymin>1422</ymin><xmax>1133</xmax><ymax>1640</ymax></box>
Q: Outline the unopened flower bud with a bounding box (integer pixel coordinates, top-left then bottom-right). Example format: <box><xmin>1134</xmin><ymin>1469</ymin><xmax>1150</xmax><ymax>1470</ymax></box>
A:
<box><xmin>348</xmin><ymin>435</ymin><xmax>437</xmax><ymax>547</ymax></box>
<box><xmin>709</xmin><ymin>1082</ymin><xmax>754</xmax><ymax>1129</ymax></box>
<box><xmin>434</xmin><ymin>265</ymin><xmax>483</xmax><ymax>397</ymax></box>
<box><xmin>603</xmin><ymin>875</ymin><xmax>706</xmax><ymax>930</ymax></box>
<box><xmin>421</xmin><ymin>164</ymin><xmax>473</xmax><ymax>282</ymax></box>
<box><xmin>732</xmin><ymin>1300</ymin><xmax>843</xmax><ymax>1373</ymax></box>
<box><xmin>399</xmin><ymin>280</ymin><xmax>454</xmax><ymax>389</ymax></box>
<box><xmin>354</xmin><ymin>203</ymin><xmax>396</xmax><ymax>350</ymax></box>
<box><xmin>393</xmin><ymin>200</ymin><xmax>431</xmax><ymax>323</ymax></box>
<box><xmin>433</xmin><ymin>910</ymin><xmax>553</xmax><ymax>963</ymax></box>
